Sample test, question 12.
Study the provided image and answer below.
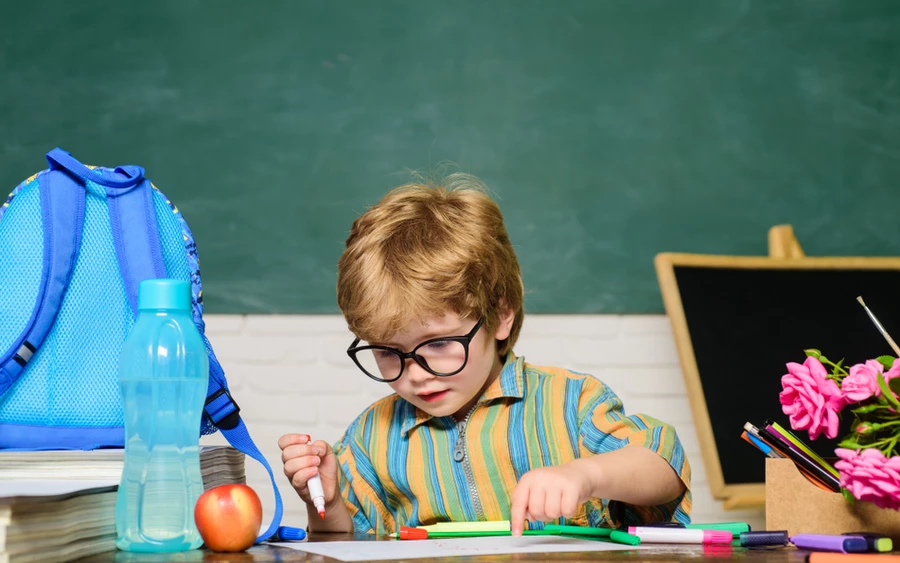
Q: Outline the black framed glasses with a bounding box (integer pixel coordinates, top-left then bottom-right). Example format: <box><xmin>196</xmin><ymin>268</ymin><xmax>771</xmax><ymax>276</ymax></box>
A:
<box><xmin>347</xmin><ymin>318</ymin><xmax>486</xmax><ymax>383</ymax></box>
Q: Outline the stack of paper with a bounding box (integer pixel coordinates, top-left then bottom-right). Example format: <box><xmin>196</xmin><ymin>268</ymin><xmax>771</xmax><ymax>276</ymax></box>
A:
<box><xmin>0</xmin><ymin>447</ymin><xmax>246</xmax><ymax>563</ymax></box>
<box><xmin>0</xmin><ymin>481</ymin><xmax>117</xmax><ymax>563</ymax></box>
<box><xmin>0</xmin><ymin>446</ymin><xmax>246</xmax><ymax>489</ymax></box>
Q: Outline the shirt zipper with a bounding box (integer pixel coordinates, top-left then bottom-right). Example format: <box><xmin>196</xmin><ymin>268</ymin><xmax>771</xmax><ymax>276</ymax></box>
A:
<box><xmin>453</xmin><ymin>404</ymin><xmax>484</xmax><ymax>520</ymax></box>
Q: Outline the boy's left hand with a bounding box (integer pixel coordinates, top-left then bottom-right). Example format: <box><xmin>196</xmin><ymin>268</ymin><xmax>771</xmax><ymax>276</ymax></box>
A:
<box><xmin>510</xmin><ymin>459</ymin><xmax>594</xmax><ymax>536</ymax></box>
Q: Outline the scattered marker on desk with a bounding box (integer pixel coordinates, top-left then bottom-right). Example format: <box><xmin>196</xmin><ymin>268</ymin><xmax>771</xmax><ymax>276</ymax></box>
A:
<box><xmin>685</xmin><ymin>521</ymin><xmax>751</xmax><ymax>535</ymax></box>
<box><xmin>791</xmin><ymin>533</ymin><xmax>868</xmax><ymax>553</ymax></box>
<box><xmin>808</xmin><ymin>553</ymin><xmax>900</xmax><ymax>563</ymax></box>
<box><xmin>273</xmin><ymin>526</ymin><xmax>307</xmax><ymax>542</ymax></box>
<box><xmin>738</xmin><ymin>531</ymin><xmax>789</xmax><ymax>548</ymax></box>
<box><xmin>843</xmin><ymin>532</ymin><xmax>892</xmax><ymax>553</ymax></box>
<box><xmin>420</xmin><ymin>520</ymin><xmax>511</xmax><ymax>533</ymax></box>
<box><xmin>392</xmin><ymin>527</ymin><xmax>557</xmax><ymax>540</ymax></box>
<box><xmin>628</xmin><ymin>526</ymin><xmax>732</xmax><ymax>544</ymax></box>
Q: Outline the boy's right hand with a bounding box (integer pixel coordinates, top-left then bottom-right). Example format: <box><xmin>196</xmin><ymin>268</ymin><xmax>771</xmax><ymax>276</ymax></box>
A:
<box><xmin>278</xmin><ymin>433</ymin><xmax>340</xmax><ymax>507</ymax></box>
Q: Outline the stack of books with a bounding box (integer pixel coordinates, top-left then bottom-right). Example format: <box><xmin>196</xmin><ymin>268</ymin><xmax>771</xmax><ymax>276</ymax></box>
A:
<box><xmin>0</xmin><ymin>446</ymin><xmax>246</xmax><ymax>488</ymax></box>
<box><xmin>1</xmin><ymin>481</ymin><xmax>117</xmax><ymax>563</ymax></box>
<box><xmin>0</xmin><ymin>446</ymin><xmax>245</xmax><ymax>563</ymax></box>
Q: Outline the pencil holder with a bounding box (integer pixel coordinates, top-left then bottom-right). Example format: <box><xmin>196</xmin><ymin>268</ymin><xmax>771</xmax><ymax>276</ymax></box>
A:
<box><xmin>766</xmin><ymin>458</ymin><xmax>900</xmax><ymax>542</ymax></box>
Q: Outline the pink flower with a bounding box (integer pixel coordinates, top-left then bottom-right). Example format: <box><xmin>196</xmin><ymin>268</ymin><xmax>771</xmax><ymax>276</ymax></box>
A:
<box><xmin>835</xmin><ymin>448</ymin><xmax>900</xmax><ymax>511</ymax></box>
<box><xmin>842</xmin><ymin>360</ymin><xmax>884</xmax><ymax>403</ymax></box>
<box><xmin>842</xmin><ymin>358</ymin><xmax>900</xmax><ymax>404</ymax></box>
<box><xmin>780</xmin><ymin>357</ymin><xmax>845</xmax><ymax>440</ymax></box>
<box><xmin>886</xmin><ymin>358</ymin><xmax>900</xmax><ymax>383</ymax></box>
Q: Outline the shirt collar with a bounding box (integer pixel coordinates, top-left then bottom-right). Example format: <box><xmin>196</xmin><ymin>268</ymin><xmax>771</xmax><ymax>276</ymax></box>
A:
<box><xmin>400</xmin><ymin>352</ymin><xmax>526</xmax><ymax>436</ymax></box>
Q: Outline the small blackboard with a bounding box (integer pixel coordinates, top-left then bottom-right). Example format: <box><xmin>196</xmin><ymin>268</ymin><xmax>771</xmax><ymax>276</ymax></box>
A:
<box><xmin>655</xmin><ymin>226</ymin><xmax>900</xmax><ymax>507</ymax></box>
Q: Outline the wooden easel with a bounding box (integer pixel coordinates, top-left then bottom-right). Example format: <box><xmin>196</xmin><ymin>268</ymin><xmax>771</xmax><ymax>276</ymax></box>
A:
<box><xmin>655</xmin><ymin>225</ymin><xmax>900</xmax><ymax>510</ymax></box>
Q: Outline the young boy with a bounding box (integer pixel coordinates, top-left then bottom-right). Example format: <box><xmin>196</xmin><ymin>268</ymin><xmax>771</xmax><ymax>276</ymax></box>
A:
<box><xmin>279</xmin><ymin>175</ymin><xmax>691</xmax><ymax>535</ymax></box>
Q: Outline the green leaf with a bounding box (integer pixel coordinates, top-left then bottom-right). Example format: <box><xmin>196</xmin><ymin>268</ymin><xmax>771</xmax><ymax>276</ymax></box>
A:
<box><xmin>877</xmin><ymin>356</ymin><xmax>896</xmax><ymax>371</ymax></box>
<box><xmin>891</xmin><ymin>377</ymin><xmax>900</xmax><ymax>396</ymax></box>
<box><xmin>842</xmin><ymin>488</ymin><xmax>856</xmax><ymax>507</ymax></box>
<box><xmin>876</xmin><ymin>373</ymin><xmax>900</xmax><ymax>409</ymax></box>
<box><xmin>838</xmin><ymin>436</ymin><xmax>863</xmax><ymax>449</ymax></box>
<box><xmin>804</xmin><ymin>349</ymin><xmax>822</xmax><ymax>359</ymax></box>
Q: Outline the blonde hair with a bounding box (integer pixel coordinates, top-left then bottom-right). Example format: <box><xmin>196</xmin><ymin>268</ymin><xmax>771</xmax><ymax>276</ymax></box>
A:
<box><xmin>337</xmin><ymin>174</ymin><xmax>524</xmax><ymax>356</ymax></box>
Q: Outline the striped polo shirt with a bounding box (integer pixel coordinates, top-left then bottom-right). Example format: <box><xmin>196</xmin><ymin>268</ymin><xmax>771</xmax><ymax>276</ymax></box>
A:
<box><xmin>333</xmin><ymin>353</ymin><xmax>692</xmax><ymax>534</ymax></box>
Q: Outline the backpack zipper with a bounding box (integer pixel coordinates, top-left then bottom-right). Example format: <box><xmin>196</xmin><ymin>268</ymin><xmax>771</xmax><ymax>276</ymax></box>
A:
<box><xmin>452</xmin><ymin>404</ymin><xmax>484</xmax><ymax>520</ymax></box>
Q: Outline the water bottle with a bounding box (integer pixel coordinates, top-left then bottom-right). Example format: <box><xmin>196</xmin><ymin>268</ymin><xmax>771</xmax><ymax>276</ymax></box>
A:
<box><xmin>115</xmin><ymin>279</ymin><xmax>207</xmax><ymax>552</ymax></box>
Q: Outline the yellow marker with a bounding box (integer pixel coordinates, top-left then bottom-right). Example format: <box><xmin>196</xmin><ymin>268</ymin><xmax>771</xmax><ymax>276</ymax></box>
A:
<box><xmin>418</xmin><ymin>520</ymin><xmax>511</xmax><ymax>533</ymax></box>
<box><xmin>770</xmin><ymin>421</ymin><xmax>838</xmax><ymax>478</ymax></box>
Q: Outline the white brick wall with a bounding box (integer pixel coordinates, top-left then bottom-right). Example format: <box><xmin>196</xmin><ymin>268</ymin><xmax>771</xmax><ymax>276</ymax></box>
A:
<box><xmin>200</xmin><ymin>314</ymin><xmax>765</xmax><ymax>532</ymax></box>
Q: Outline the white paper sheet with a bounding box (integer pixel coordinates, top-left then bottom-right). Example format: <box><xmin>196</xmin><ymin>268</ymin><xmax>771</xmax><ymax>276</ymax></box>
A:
<box><xmin>272</xmin><ymin>535</ymin><xmax>646</xmax><ymax>561</ymax></box>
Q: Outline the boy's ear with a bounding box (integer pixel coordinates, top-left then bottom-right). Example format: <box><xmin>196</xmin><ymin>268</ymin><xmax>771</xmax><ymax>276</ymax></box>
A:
<box><xmin>493</xmin><ymin>302</ymin><xmax>516</xmax><ymax>341</ymax></box>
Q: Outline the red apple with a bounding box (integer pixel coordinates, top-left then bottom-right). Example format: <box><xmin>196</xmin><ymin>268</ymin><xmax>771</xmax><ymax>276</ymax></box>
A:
<box><xmin>194</xmin><ymin>484</ymin><xmax>263</xmax><ymax>552</ymax></box>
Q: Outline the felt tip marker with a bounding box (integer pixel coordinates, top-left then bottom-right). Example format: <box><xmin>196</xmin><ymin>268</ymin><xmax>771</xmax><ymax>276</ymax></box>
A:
<box><xmin>808</xmin><ymin>553</ymin><xmax>900</xmax><ymax>563</ymax></box>
<box><xmin>843</xmin><ymin>532</ymin><xmax>893</xmax><ymax>552</ymax></box>
<box><xmin>307</xmin><ymin>473</ymin><xmax>326</xmax><ymax>518</ymax></box>
<box><xmin>628</xmin><ymin>527</ymin><xmax>733</xmax><ymax>544</ymax></box>
<box><xmin>790</xmin><ymin>534</ymin><xmax>868</xmax><ymax>553</ymax></box>
<box><xmin>304</xmin><ymin>435</ymin><xmax>326</xmax><ymax>518</ymax></box>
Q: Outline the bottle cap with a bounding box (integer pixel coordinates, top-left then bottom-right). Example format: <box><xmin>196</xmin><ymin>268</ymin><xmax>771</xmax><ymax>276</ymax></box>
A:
<box><xmin>138</xmin><ymin>279</ymin><xmax>191</xmax><ymax>311</ymax></box>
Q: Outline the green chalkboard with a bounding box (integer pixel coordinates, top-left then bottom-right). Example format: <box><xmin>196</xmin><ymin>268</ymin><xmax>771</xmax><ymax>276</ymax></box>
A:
<box><xmin>2</xmin><ymin>1</ymin><xmax>899</xmax><ymax>313</ymax></box>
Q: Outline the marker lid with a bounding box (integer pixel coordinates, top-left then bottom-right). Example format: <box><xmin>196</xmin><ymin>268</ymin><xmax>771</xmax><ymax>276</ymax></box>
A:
<box><xmin>791</xmin><ymin>534</ymin><xmax>868</xmax><ymax>553</ymax></box>
<box><xmin>739</xmin><ymin>531</ymin><xmax>788</xmax><ymax>547</ymax></box>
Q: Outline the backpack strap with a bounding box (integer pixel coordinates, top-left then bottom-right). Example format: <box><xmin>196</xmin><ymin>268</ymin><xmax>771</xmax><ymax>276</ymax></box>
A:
<box><xmin>106</xmin><ymin>177</ymin><xmax>168</xmax><ymax>314</ymax></box>
<box><xmin>0</xmin><ymin>151</ymin><xmax>88</xmax><ymax>396</ymax></box>
<box><xmin>45</xmin><ymin>148</ymin><xmax>166</xmax><ymax>316</ymax></box>
<box><xmin>89</xmin><ymin>161</ymin><xmax>168</xmax><ymax>315</ymax></box>
<box><xmin>203</xmin><ymin>342</ymin><xmax>285</xmax><ymax>543</ymax></box>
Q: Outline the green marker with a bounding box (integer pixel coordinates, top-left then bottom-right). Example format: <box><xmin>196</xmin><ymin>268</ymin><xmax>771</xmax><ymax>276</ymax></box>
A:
<box><xmin>543</xmin><ymin>525</ymin><xmax>640</xmax><ymax>546</ymax></box>
<box><xmin>543</xmin><ymin>525</ymin><xmax>613</xmax><ymax>537</ymax></box>
<box><xmin>393</xmin><ymin>529</ymin><xmax>558</xmax><ymax>539</ymax></box>
<box><xmin>685</xmin><ymin>522</ymin><xmax>750</xmax><ymax>536</ymax></box>
<box><xmin>608</xmin><ymin>530</ymin><xmax>641</xmax><ymax>546</ymax></box>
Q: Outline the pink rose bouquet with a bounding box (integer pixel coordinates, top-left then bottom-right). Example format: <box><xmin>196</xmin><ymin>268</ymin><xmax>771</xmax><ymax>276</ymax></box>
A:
<box><xmin>780</xmin><ymin>349</ymin><xmax>900</xmax><ymax>509</ymax></box>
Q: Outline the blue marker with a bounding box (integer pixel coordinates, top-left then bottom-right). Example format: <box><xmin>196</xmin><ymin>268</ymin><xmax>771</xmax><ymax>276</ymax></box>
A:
<box><xmin>746</xmin><ymin>433</ymin><xmax>780</xmax><ymax>458</ymax></box>
<box><xmin>270</xmin><ymin>526</ymin><xmax>307</xmax><ymax>542</ymax></box>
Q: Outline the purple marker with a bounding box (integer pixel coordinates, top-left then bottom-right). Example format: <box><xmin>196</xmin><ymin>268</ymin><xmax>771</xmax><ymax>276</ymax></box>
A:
<box><xmin>790</xmin><ymin>534</ymin><xmax>868</xmax><ymax>553</ymax></box>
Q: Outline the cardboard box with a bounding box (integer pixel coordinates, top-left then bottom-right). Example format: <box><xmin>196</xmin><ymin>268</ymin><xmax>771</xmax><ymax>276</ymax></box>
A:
<box><xmin>766</xmin><ymin>457</ymin><xmax>900</xmax><ymax>541</ymax></box>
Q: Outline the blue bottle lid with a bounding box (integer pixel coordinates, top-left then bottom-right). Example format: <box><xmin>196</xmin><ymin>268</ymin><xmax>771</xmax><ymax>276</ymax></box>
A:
<box><xmin>137</xmin><ymin>279</ymin><xmax>192</xmax><ymax>311</ymax></box>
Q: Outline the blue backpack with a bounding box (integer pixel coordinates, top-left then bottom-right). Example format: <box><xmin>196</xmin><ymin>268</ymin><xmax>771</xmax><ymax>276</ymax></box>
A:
<box><xmin>0</xmin><ymin>148</ymin><xmax>285</xmax><ymax>542</ymax></box>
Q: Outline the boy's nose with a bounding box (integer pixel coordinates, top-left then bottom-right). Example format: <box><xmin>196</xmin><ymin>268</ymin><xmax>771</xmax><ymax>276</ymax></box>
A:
<box><xmin>405</xmin><ymin>359</ymin><xmax>435</xmax><ymax>383</ymax></box>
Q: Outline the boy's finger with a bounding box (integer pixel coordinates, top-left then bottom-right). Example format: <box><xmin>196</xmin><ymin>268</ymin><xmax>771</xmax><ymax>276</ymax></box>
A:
<box><xmin>560</xmin><ymin>491</ymin><xmax>579</xmax><ymax>518</ymax></box>
<box><xmin>278</xmin><ymin>433</ymin><xmax>312</xmax><ymax>450</ymax></box>
<box><xmin>528</xmin><ymin>488</ymin><xmax>546</xmax><ymax>523</ymax></box>
<box><xmin>280</xmin><ymin>443</ymin><xmax>319</xmax><ymax>463</ymax></box>
<box><xmin>283</xmin><ymin>455</ymin><xmax>321</xmax><ymax>477</ymax></box>
<box><xmin>510</xmin><ymin>482</ymin><xmax>530</xmax><ymax>536</ymax></box>
<box><xmin>543</xmin><ymin>489</ymin><xmax>561</xmax><ymax>520</ymax></box>
<box><xmin>560</xmin><ymin>490</ymin><xmax>579</xmax><ymax>518</ymax></box>
<box><xmin>291</xmin><ymin>466</ymin><xmax>318</xmax><ymax>490</ymax></box>
<box><xmin>313</xmin><ymin>439</ymin><xmax>332</xmax><ymax>455</ymax></box>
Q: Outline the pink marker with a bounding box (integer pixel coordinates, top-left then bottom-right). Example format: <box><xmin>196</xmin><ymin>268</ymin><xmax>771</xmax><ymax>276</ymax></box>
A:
<box><xmin>628</xmin><ymin>527</ymin><xmax>733</xmax><ymax>544</ymax></box>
